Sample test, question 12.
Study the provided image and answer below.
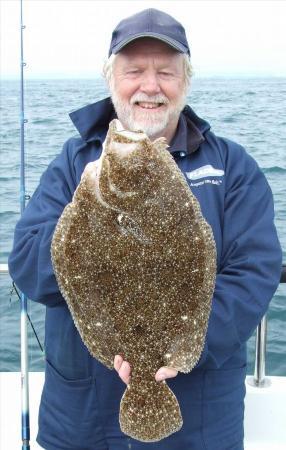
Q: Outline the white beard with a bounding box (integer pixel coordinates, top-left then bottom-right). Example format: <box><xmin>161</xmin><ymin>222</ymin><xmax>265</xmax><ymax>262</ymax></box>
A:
<box><xmin>110</xmin><ymin>87</ymin><xmax>187</xmax><ymax>139</ymax></box>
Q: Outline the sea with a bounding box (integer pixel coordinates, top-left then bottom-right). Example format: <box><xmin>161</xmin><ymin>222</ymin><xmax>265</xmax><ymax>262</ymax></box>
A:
<box><xmin>0</xmin><ymin>77</ymin><xmax>285</xmax><ymax>374</ymax></box>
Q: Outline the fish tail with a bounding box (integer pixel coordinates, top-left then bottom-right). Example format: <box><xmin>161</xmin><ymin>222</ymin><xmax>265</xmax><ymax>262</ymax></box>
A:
<box><xmin>119</xmin><ymin>379</ymin><xmax>183</xmax><ymax>442</ymax></box>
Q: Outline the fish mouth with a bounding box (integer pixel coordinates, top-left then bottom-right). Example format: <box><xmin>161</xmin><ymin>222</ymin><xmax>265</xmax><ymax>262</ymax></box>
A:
<box><xmin>134</xmin><ymin>101</ymin><xmax>166</xmax><ymax>110</ymax></box>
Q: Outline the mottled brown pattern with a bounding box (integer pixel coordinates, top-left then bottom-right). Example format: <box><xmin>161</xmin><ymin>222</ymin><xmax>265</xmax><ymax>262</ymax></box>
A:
<box><xmin>51</xmin><ymin>119</ymin><xmax>216</xmax><ymax>442</ymax></box>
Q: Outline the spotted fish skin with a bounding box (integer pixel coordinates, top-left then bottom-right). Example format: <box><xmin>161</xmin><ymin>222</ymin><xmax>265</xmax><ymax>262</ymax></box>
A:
<box><xmin>51</xmin><ymin>119</ymin><xmax>216</xmax><ymax>442</ymax></box>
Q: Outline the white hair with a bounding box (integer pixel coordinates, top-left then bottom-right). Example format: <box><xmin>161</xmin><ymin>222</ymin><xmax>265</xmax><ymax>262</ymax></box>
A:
<box><xmin>102</xmin><ymin>52</ymin><xmax>193</xmax><ymax>90</ymax></box>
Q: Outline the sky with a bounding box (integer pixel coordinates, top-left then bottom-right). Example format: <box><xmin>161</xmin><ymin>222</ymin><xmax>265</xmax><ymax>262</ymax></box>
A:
<box><xmin>1</xmin><ymin>0</ymin><xmax>286</xmax><ymax>79</ymax></box>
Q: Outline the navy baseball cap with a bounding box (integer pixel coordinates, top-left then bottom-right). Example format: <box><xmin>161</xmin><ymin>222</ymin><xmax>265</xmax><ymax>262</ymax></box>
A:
<box><xmin>108</xmin><ymin>8</ymin><xmax>190</xmax><ymax>57</ymax></box>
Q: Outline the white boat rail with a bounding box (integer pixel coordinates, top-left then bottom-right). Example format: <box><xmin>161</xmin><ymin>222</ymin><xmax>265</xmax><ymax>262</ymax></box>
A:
<box><xmin>0</xmin><ymin>263</ymin><xmax>8</xmax><ymax>274</ymax></box>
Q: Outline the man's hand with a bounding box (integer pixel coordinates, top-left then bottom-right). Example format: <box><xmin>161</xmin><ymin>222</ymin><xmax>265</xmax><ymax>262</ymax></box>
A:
<box><xmin>114</xmin><ymin>354</ymin><xmax>178</xmax><ymax>385</ymax></box>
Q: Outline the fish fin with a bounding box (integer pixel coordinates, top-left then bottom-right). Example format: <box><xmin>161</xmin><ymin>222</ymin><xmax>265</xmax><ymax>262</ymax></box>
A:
<box><xmin>119</xmin><ymin>379</ymin><xmax>182</xmax><ymax>442</ymax></box>
<box><xmin>152</xmin><ymin>137</ymin><xmax>168</xmax><ymax>152</ymax></box>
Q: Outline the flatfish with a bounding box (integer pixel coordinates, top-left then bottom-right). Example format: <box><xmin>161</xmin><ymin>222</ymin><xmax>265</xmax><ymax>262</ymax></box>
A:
<box><xmin>51</xmin><ymin>119</ymin><xmax>216</xmax><ymax>442</ymax></box>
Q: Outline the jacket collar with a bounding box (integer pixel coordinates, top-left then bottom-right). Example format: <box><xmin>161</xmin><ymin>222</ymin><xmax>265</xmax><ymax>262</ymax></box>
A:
<box><xmin>69</xmin><ymin>96</ymin><xmax>210</xmax><ymax>154</ymax></box>
<box><xmin>69</xmin><ymin>97</ymin><xmax>114</xmax><ymax>144</ymax></box>
<box><xmin>168</xmin><ymin>112</ymin><xmax>205</xmax><ymax>156</ymax></box>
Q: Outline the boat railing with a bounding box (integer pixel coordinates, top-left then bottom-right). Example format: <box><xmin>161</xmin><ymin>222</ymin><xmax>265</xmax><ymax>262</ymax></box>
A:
<box><xmin>1</xmin><ymin>262</ymin><xmax>285</xmax><ymax>387</ymax></box>
<box><xmin>0</xmin><ymin>263</ymin><xmax>9</xmax><ymax>274</ymax></box>
<box><xmin>248</xmin><ymin>263</ymin><xmax>286</xmax><ymax>387</ymax></box>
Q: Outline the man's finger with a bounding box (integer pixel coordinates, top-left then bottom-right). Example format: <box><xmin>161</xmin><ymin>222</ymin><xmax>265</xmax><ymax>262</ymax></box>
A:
<box><xmin>114</xmin><ymin>354</ymin><xmax>123</xmax><ymax>372</ymax></box>
<box><xmin>155</xmin><ymin>366</ymin><xmax>178</xmax><ymax>382</ymax></box>
<box><xmin>118</xmin><ymin>360</ymin><xmax>131</xmax><ymax>385</ymax></box>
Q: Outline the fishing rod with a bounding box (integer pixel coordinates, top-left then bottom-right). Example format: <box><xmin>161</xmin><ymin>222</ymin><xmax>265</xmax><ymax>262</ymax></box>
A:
<box><xmin>19</xmin><ymin>0</ymin><xmax>30</xmax><ymax>448</ymax></box>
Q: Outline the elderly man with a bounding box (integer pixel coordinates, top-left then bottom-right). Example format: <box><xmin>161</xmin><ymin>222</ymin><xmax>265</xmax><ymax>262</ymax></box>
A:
<box><xmin>9</xmin><ymin>8</ymin><xmax>282</xmax><ymax>450</ymax></box>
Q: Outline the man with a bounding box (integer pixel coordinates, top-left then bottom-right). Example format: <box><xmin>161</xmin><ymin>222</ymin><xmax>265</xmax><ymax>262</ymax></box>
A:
<box><xmin>8</xmin><ymin>8</ymin><xmax>282</xmax><ymax>450</ymax></box>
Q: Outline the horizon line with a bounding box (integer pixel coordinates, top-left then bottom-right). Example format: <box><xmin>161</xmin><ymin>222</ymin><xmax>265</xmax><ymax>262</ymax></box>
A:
<box><xmin>2</xmin><ymin>74</ymin><xmax>286</xmax><ymax>81</ymax></box>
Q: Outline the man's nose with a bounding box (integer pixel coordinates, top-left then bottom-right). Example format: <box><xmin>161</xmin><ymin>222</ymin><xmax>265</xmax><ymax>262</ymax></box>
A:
<box><xmin>140</xmin><ymin>72</ymin><xmax>161</xmax><ymax>95</ymax></box>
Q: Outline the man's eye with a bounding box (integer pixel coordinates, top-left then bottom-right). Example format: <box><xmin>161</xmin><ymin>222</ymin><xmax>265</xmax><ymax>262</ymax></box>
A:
<box><xmin>159</xmin><ymin>72</ymin><xmax>172</xmax><ymax>77</ymax></box>
<box><xmin>127</xmin><ymin>70</ymin><xmax>139</xmax><ymax>74</ymax></box>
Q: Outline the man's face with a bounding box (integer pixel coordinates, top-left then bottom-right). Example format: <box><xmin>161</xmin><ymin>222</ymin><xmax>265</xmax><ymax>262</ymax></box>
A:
<box><xmin>109</xmin><ymin>38</ymin><xmax>187</xmax><ymax>139</ymax></box>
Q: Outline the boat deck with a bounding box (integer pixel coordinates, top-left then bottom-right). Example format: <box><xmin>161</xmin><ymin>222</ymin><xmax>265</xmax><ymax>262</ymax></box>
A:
<box><xmin>1</xmin><ymin>372</ymin><xmax>285</xmax><ymax>449</ymax></box>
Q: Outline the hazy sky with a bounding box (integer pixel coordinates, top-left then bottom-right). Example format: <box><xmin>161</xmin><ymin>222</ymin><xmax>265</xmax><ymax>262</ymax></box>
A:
<box><xmin>1</xmin><ymin>0</ymin><xmax>286</xmax><ymax>79</ymax></box>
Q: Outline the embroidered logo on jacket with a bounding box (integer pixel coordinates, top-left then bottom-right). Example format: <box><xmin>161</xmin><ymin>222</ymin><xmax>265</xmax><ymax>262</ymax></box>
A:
<box><xmin>185</xmin><ymin>165</ymin><xmax>224</xmax><ymax>187</ymax></box>
<box><xmin>186</xmin><ymin>165</ymin><xmax>224</xmax><ymax>180</ymax></box>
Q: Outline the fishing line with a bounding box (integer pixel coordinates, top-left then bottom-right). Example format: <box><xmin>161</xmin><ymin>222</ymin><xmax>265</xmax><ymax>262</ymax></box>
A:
<box><xmin>9</xmin><ymin>283</ymin><xmax>44</xmax><ymax>354</ymax></box>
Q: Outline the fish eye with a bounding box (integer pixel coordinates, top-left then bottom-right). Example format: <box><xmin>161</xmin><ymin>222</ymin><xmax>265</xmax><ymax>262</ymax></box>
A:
<box><xmin>117</xmin><ymin>213</ymin><xmax>124</xmax><ymax>225</ymax></box>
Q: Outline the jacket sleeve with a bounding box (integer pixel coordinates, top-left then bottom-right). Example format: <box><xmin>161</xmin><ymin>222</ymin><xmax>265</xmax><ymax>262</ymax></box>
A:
<box><xmin>8</xmin><ymin>139</ymin><xmax>77</xmax><ymax>307</ymax></box>
<box><xmin>197</xmin><ymin>142</ymin><xmax>282</xmax><ymax>369</ymax></box>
